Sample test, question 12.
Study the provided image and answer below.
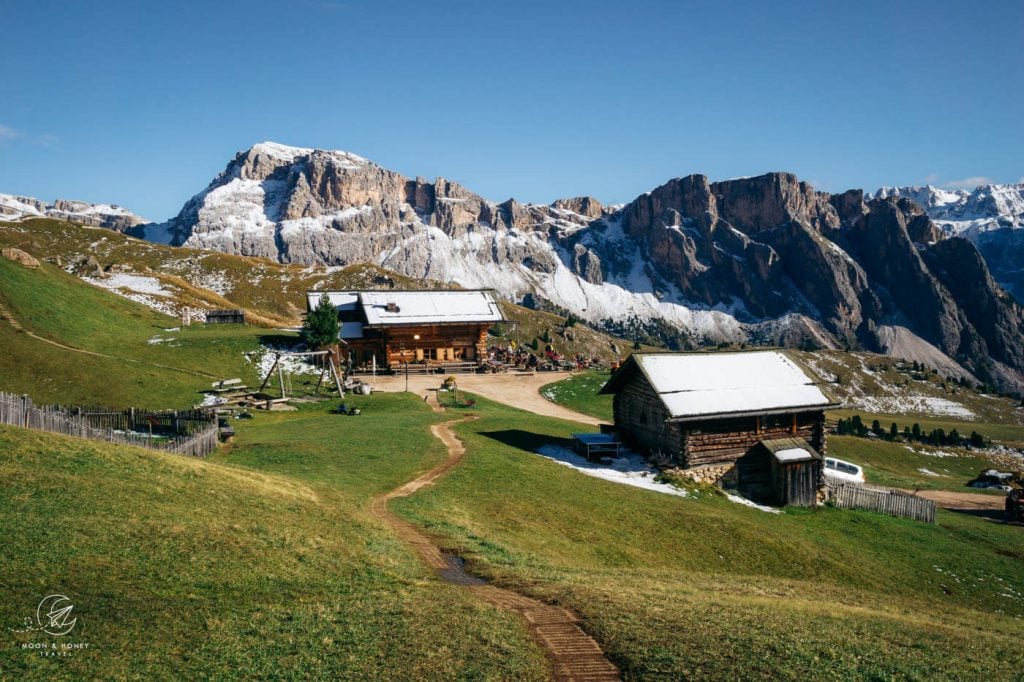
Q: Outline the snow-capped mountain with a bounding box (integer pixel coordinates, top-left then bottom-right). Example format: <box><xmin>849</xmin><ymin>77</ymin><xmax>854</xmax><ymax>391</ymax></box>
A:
<box><xmin>873</xmin><ymin>183</ymin><xmax>1024</xmax><ymax>237</ymax></box>
<box><xmin>873</xmin><ymin>183</ymin><xmax>1024</xmax><ymax>300</ymax></box>
<box><xmin>0</xmin><ymin>193</ymin><xmax>148</xmax><ymax>231</ymax></box>
<box><xmin>153</xmin><ymin>142</ymin><xmax>1024</xmax><ymax>391</ymax></box>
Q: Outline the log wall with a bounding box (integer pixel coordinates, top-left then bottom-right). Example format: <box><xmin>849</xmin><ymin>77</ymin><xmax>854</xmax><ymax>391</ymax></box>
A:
<box><xmin>348</xmin><ymin>323</ymin><xmax>490</xmax><ymax>367</ymax></box>
<box><xmin>612</xmin><ymin>373</ymin><xmax>682</xmax><ymax>460</ymax></box>
<box><xmin>682</xmin><ymin>411</ymin><xmax>825</xmax><ymax>468</ymax></box>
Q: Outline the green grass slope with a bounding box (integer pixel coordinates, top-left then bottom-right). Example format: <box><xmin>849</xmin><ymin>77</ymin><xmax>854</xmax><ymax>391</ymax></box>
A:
<box><xmin>394</xmin><ymin>396</ymin><xmax>1024</xmax><ymax>679</ymax></box>
<box><xmin>0</xmin><ymin>256</ymin><xmax>283</xmax><ymax>407</ymax></box>
<box><xmin>1</xmin><ymin>394</ymin><xmax>549</xmax><ymax>680</ymax></box>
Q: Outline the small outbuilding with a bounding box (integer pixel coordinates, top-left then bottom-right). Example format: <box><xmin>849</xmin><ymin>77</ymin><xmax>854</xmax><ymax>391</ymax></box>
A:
<box><xmin>600</xmin><ymin>351</ymin><xmax>839</xmax><ymax>506</ymax></box>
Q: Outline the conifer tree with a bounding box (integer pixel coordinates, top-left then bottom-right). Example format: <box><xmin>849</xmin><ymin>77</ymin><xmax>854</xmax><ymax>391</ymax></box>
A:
<box><xmin>301</xmin><ymin>294</ymin><xmax>340</xmax><ymax>350</ymax></box>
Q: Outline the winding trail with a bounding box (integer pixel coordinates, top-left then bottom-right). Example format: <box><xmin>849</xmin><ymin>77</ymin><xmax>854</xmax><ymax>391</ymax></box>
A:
<box><xmin>370</xmin><ymin>411</ymin><xmax>620</xmax><ymax>681</ymax></box>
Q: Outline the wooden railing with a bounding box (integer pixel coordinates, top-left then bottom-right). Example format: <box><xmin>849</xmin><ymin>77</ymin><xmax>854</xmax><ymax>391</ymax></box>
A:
<box><xmin>0</xmin><ymin>392</ymin><xmax>219</xmax><ymax>457</ymax></box>
<box><xmin>829</xmin><ymin>483</ymin><xmax>936</xmax><ymax>523</ymax></box>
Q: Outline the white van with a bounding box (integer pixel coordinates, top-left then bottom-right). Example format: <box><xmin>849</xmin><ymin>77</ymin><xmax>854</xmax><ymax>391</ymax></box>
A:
<box><xmin>824</xmin><ymin>457</ymin><xmax>866</xmax><ymax>485</ymax></box>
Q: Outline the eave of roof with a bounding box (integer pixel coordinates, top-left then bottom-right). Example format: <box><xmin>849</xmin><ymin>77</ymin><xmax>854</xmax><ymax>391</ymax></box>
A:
<box><xmin>666</xmin><ymin>403</ymin><xmax>842</xmax><ymax>423</ymax></box>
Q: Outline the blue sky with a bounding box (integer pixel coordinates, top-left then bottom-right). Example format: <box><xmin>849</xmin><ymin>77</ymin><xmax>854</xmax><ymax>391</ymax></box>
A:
<box><xmin>1</xmin><ymin>0</ymin><xmax>1021</xmax><ymax>220</ymax></box>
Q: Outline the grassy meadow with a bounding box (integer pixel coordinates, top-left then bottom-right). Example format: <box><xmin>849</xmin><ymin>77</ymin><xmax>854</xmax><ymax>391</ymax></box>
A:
<box><xmin>0</xmin><ymin>394</ymin><xmax>550</xmax><ymax>680</ymax></box>
<box><xmin>394</xmin><ymin>395</ymin><xmax>1024</xmax><ymax>679</ymax></box>
<box><xmin>0</xmin><ymin>255</ymin><xmax>286</xmax><ymax>408</ymax></box>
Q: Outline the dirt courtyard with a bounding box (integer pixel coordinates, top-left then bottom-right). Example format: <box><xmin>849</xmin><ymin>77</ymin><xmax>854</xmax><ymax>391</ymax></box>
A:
<box><xmin>363</xmin><ymin>371</ymin><xmax>603</xmax><ymax>426</ymax></box>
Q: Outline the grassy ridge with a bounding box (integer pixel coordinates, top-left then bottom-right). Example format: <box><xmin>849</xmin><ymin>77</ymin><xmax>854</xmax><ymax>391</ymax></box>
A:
<box><xmin>0</xmin><ymin>256</ymin><xmax>281</xmax><ymax>407</ymax></box>
<box><xmin>393</xmin><ymin>396</ymin><xmax>1024</xmax><ymax>679</ymax></box>
<box><xmin>0</xmin><ymin>394</ymin><xmax>549</xmax><ymax>680</ymax></box>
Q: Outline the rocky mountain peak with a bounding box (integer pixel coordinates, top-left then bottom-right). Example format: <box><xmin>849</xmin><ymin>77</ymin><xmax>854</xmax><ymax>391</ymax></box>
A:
<box><xmin>140</xmin><ymin>145</ymin><xmax>1024</xmax><ymax>391</ymax></box>
<box><xmin>0</xmin><ymin>193</ymin><xmax>147</xmax><ymax>231</ymax></box>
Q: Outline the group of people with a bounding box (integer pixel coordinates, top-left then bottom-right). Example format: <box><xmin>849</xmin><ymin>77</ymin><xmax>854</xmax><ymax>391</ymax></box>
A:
<box><xmin>485</xmin><ymin>342</ymin><xmax>605</xmax><ymax>371</ymax></box>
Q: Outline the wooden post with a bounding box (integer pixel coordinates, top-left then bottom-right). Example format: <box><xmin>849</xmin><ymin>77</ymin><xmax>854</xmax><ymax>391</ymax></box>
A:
<box><xmin>329</xmin><ymin>356</ymin><xmax>344</xmax><ymax>397</ymax></box>
<box><xmin>259</xmin><ymin>354</ymin><xmax>281</xmax><ymax>392</ymax></box>
<box><xmin>277</xmin><ymin>360</ymin><xmax>286</xmax><ymax>399</ymax></box>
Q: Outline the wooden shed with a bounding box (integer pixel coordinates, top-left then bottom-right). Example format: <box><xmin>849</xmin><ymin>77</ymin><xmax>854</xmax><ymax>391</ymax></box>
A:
<box><xmin>306</xmin><ymin>290</ymin><xmax>504</xmax><ymax>369</ymax></box>
<box><xmin>206</xmin><ymin>309</ymin><xmax>245</xmax><ymax>324</ymax></box>
<box><xmin>600</xmin><ymin>351</ymin><xmax>838</xmax><ymax>505</ymax></box>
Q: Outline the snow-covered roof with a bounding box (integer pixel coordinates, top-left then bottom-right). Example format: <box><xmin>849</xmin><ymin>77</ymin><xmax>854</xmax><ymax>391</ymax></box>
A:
<box><xmin>773</xmin><ymin>447</ymin><xmax>814</xmax><ymax>463</ymax></box>
<box><xmin>359</xmin><ymin>290</ymin><xmax>503</xmax><ymax>326</ymax></box>
<box><xmin>306</xmin><ymin>291</ymin><xmax>359</xmax><ymax>312</ymax></box>
<box><xmin>603</xmin><ymin>351</ymin><xmax>836</xmax><ymax>421</ymax></box>
<box><xmin>306</xmin><ymin>289</ymin><xmax>504</xmax><ymax>328</ymax></box>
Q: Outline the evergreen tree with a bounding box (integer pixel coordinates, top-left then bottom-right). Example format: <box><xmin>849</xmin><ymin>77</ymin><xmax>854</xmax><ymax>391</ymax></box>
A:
<box><xmin>912</xmin><ymin>423</ymin><xmax>921</xmax><ymax>440</ymax></box>
<box><xmin>301</xmin><ymin>294</ymin><xmax>340</xmax><ymax>350</ymax></box>
<box><xmin>871</xmin><ymin>419</ymin><xmax>882</xmax><ymax>436</ymax></box>
<box><xmin>903</xmin><ymin>425</ymin><xmax>912</xmax><ymax>439</ymax></box>
<box><xmin>948</xmin><ymin>428</ymin><xmax>960</xmax><ymax>445</ymax></box>
<box><xmin>890</xmin><ymin>422</ymin><xmax>899</xmax><ymax>439</ymax></box>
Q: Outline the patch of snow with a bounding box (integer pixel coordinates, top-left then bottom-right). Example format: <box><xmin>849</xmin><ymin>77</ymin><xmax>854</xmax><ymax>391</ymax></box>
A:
<box><xmin>723</xmin><ymin>491</ymin><xmax>782</xmax><ymax>514</ymax></box>
<box><xmin>854</xmin><ymin>395</ymin><xmax>975</xmax><ymax>419</ymax></box>
<box><xmin>247</xmin><ymin>346</ymin><xmax>322</xmax><ymax>379</ymax></box>
<box><xmin>200</xmin><ymin>393</ymin><xmax>227</xmax><ymax>407</ymax></box>
<box><xmin>535</xmin><ymin>444</ymin><xmax>689</xmax><ymax>498</ymax></box>
<box><xmin>774</xmin><ymin>447</ymin><xmax>814</xmax><ymax>463</ymax></box>
<box><xmin>81</xmin><ymin>273</ymin><xmax>179</xmax><ymax>316</ymax></box>
<box><xmin>917</xmin><ymin>468</ymin><xmax>943</xmax><ymax>477</ymax></box>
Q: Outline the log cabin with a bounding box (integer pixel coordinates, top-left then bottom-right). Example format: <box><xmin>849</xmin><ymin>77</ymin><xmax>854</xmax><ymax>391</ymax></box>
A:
<box><xmin>600</xmin><ymin>351</ymin><xmax>840</xmax><ymax>506</ymax></box>
<box><xmin>306</xmin><ymin>290</ymin><xmax>504</xmax><ymax>369</ymax></box>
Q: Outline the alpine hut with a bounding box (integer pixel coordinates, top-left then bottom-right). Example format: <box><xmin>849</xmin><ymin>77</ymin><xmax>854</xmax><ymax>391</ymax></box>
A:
<box><xmin>599</xmin><ymin>351</ymin><xmax>840</xmax><ymax>506</ymax></box>
<box><xmin>306</xmin><ymin>289</ymin><xmax>504</xmax><ymax>369</ymax></box>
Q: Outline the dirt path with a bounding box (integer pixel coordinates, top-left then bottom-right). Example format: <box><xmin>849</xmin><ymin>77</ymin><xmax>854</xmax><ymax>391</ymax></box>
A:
<box><xmin>370</xmin><ymin>413</ymin><xmax>620</xmax><ymax>681</ymax></box>
<box><xmin>367</xmin><ymin>372</ymin><xmax>603</xmax><ymax>426</ymax></box>
<box><xmin>909</xmin><ymin>488</ymin><xmax>1006</xmax><ymax>511</ymax></box>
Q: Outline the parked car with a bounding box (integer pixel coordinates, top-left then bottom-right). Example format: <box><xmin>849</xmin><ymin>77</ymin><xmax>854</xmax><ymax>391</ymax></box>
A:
<box><xmin>823</xmin><ymin>457</ymin><xmax>866</xmax><ymax>485</ymax></box>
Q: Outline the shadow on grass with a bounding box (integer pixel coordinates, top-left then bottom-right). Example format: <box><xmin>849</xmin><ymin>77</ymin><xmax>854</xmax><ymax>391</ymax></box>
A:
<box><xmin>945</xmin><ymin>507</ymin><xmax>1010</xmax><ymax>522</ymax></box>
<box><xmin>481</xmin><ymin>429</ymin><xmax>573</xmax><ymax>454</ymax></box>
<box><xmin>258</xmin><ymin>333</ymin><xmax>303</xmax><ymax>349</ymax></box>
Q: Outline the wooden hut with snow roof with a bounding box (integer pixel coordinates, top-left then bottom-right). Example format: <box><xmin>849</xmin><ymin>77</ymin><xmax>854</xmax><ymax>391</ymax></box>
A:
<box><xmin>306</xmin><ymin>289</ymin><xmax>504</xmax><ymax>369</ymax></box>
<box><xmin>599</xmin><ymin>351</ymin><xmax>840</xmax><ymax>506</ymax></box>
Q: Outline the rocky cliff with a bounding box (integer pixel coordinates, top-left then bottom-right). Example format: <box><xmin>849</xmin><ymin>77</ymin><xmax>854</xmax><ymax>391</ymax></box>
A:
<box><xmin>0</xmin><ymin>193</ymin><xmax>147</xmax><ymax>231</ymax></box>
<box><xmin>151</xmin><ymin>142</ymin><xmax>1024</xmax><ymax>391</ymax></box>
<box><xmin>874</xmin><ymin>183</ymin><xmax>1024</xmax><ymax>300</ymax></box>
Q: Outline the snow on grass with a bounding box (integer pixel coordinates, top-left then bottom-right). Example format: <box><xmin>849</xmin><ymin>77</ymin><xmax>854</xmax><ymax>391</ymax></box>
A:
<box><xmin>92</xmin><ymin>273</ymin><xmax>171</xmax><ymax>296</ymax></box>
<box><xmin>903</xmin><ymin>445</ymin><xmax>959</xmax><ymax>458</ymax></box>
<box><xmin>82</xmin><ymin>273</ymin><xmax>179</xmax><ymax>316</ymax></box>
<box><xmin>247</xmin><ymin>345</ymin><xmax>322</xmax><ymax>379</ymax></box>
<box><xmin>854</xmin><ymin>395</ymin><xmax>975</xmax><ymax>419</ymax></box>
<box><xmin>722</xmin><ymin>491</ymin><xmax>782</xmax><ymax>514</ymax></box>
<box><xmin>536</xmin><ymin>444</ymin><xmax>689</xmax><ymax>499</ymax></box>
<box><xmin>917</xmin><ymin>468</ymin><xmax>944</xmax><ymax>477</ymax></box>
<box><xmin>200</xmin><ymin>393</ymin><xmax>227</xmax><ymax>407</ymax></box>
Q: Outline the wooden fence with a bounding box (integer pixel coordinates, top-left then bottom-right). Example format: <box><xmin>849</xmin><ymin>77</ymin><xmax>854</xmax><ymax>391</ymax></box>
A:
<box><xmin>829</xmin><ymin>483</ymin><xmax>936</xmax><ymax>523</ymax></box>
<box><xmin>0</xmin><ymin>392</ymin><xmax>219</xmax><ymax>457</ymax></box>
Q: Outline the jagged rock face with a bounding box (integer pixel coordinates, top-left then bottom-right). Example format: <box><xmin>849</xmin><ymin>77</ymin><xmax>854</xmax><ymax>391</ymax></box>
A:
<box><xmin>161</xmin><ymin>143</ymin><xmax>1024</xmax><ymax>391</ymax></box>
<box><xmin>875</xmin><ymin>183</ymin><xmax>1024</xmax><ymax>303</ymax></box>
<box><xmin>0</xmin><ymin>193</ymin><xmax>147</xmax><ymax>231</ymax></box>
